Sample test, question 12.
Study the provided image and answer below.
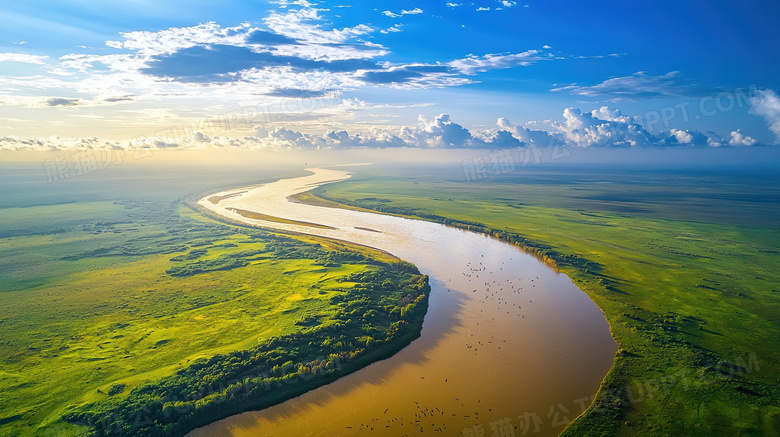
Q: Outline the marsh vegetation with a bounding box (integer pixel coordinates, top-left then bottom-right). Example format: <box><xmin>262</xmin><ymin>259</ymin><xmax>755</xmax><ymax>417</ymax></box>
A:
<box><xmin>0</xmin><ymin>166</ymin><xmax>429</xmax><ymax>437</ymax></box>
<box><xmin>310</xmin><ymin>164</ymin><xmax>780</xmax><ymax>436</ymax></box>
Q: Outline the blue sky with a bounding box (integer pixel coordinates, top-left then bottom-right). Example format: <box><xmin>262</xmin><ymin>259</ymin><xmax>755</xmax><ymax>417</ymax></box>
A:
<box><xmin>1</xmin><ymin>0</ymin><xmax>779</xmax><ymax>151</ymax></box>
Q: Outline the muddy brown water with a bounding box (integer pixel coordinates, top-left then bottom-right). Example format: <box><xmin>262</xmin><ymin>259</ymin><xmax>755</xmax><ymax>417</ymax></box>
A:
<box><xmin>189</xmin><ymin>168</ymin><xmax>616</xmax><ymax>437</ymax></box>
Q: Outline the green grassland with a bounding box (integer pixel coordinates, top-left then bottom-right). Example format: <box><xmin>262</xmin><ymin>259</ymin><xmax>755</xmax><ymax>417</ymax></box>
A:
<box><xmin>310</xmin><ymin>164</ymin><xmax>780</xmax><ymax>436</ymax></box>
<box><xmin>0</xmin><ymin>166</ymin><xmax>430</xmax><ymax>437</ymax></box>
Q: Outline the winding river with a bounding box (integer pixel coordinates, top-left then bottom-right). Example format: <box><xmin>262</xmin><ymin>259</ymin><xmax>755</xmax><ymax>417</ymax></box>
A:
<box><xmin>188</xmin><ymin>168</ymin><xmax>616</xmax><ymax>437</ymax></box>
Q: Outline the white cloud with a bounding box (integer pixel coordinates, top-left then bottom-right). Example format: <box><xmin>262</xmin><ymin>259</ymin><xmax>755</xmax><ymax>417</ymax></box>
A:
<box><xmin>728</xmin><ymin>129</ymin><xmax>757</xmax><ymax>146</ymax></box>
<box><xmin>399</xmin><ymin>114</ymin><xmax>475</xmax><ymax>147</ymax></box>
<box><xmin>556</xmin><ymin>107</ymin><xmax>652</xmax><ymax>147</ymax></box>
<box><xmin>706</xmin><ymin>135</ymin><xmax>724</xmax><ymax>148</ymax></box>
<box><xmin>446</xmin><ymin>2</ymin><xmax>462</xmax><ymax>7</ymax></box>
<box><xmin>0</xmin><ymin>107</ymin><xmax>759</xmax><ymax>152</ymax></box>
<box><xmin>383</xmin><ymin>8</ymin><xmax>423</xmax><ymax>17</ymax></box>
<box><xmin>264</xmin><ymin>8</ymin><xmax>374</xmax><ymax>45</ymax></box>
<box><xmin>476</xmin><ymin>2</ymin><xmax>516</xmax><ymax>11</ymax></box>
<box><xmin>273</xmin><ymin>0</ymin><xmax>314</xmax><ymax>7</ymax></box>
<box><xmin>670</xmin><ymin>129</ymin><xmax>693</xmax><ymax>144</ymax></box>
<box><xmin>590</xmin><ymin>106</ymin><xmax>632</xmax><ymax>123</ymax></box>
<box><xmin>496</xmin><ymin>106</ymin><xmax>730</xmax><ymax>149</ymax></box>
<box><xmin>380</xmin><ymin>24</ymin><xmax>403</xmax><ymax>34</ymax></box>
<box><xmin>0</xmin><ymin>0</ymin><xmax>612</xmax><ymax>119</ymax></box>
<box><xmin>107</xmin><ymin>22</ymin><xmax>254</xmax><ymax>56</ymax></box>
<box><xmin>0</xmin><ymin>53</ymin><xmax>48</xmax><ymax>64</ymax></box>
<box><xmin>495</xmin><ymin>117</ymin><xmax>555</xmax><ymax>147</ymax></box>
<box><xmin>0</xmin><ymin>113</ymin><xmax>508</xmax><ymax>151</ymax></box>
<box><xmin>0</xmin><ymin>17</ymin><xmax>389</xmax><ymax>109</ymax></box>
<box><xmin>0</xmin><ymin>135</ymin><xmax>125</xmax><ymax>151</ymax></box>
<box><xmin>0</xmin><ymin>2</ymin><xmax>641</xmax><ymax>132</ymax></box>
<box><xmin>552</xmin><ymin>71</ymin><xmax>711</xmax><ymax>100</ymax></box>
<box><xmin>450</xmin><ymin>49</ymin><xmax>551</xmax><ymax>74</ymax></box>
<box><xmin>750</xmin><ymin>89</ymin><xmax>780</xmax><ymax>143</ymax></box>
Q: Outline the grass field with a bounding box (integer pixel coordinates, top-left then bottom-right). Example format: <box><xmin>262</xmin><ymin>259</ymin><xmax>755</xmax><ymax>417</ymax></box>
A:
<box><xmin>310</xmin><ymin>163</ymin><xmax>780</xmax><ymax>436</ymax></box>
<box><xmin>0</xmin><ymin>164</ymin><xmax>429</xmax><ymax>437</ymax></box>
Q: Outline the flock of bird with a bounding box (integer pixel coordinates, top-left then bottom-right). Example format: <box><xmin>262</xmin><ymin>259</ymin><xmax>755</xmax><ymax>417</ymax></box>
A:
<box><xmin>342</xmin><ymin>254</ymin><xmax>545</xmax><ymax>434</ymax></box>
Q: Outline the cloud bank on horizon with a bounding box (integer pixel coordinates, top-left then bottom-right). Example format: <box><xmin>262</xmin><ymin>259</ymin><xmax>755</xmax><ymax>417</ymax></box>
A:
<box><xmin>3</xmin><ymin>101</ymin><xmax>774</xmax><ymax>152</ymax></box>
<box><xmin>0</xmin><ymin>0</ymin><xmax>779</xmax><ymax>149</ymax></box>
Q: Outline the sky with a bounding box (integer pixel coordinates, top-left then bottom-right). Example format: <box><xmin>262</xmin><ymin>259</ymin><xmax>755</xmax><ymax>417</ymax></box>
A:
<box><xmin>1</xmin><ymin>0</ymin><xmax>780</xmax><ymax>153</ymax></box>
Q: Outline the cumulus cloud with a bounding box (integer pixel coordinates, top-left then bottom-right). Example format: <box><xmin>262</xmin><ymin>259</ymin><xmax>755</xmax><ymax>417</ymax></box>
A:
<box><xmin>550</xmin><ymin>107</ymin><xmax>657</xmax><ymax>147</ymax></box>
<box><xmin>0</xmin><ymin>107</ymin><xmax>762</xmax><ymax>152</ymax></box>
<box><xmin>750</xmin><ymin>89</ymin><xmax>780</xmax><ymax>143</ymax></box>
<box><xmin>589</xmin><ymin>106</ymin><xmax>632</xmax><ymax>123</ymax></box>
<box><xmin>670</xmin><ymin>129</ymin><xmax>693</xmax><ymax>144</ymax></box>
<box><xmin>552</xmin><ymin>71</ymin><xmax>714</xmax><ymax>100</ymax></box>
<box><xmin>728</xmin><ymin>129</ymin><xmax>757</xmax><ymax>146</ymax></box>
<box><xmin>662</xmin><ymin>128</ymin><xmax>708</xmax><ymax>147</ymax></box>
<box><xmin>0</xmin><ymin>113</ymin><xmax>510</xmax><ymax>151</ymax></box>
<box><xmin>400</xmin><ymin>114</ymin><xmax>474</xmax><ymax>147</ymax></box>
<box><xmin>705</xmin><ymin>133</ymin><xmax>725</xmax><ymax>148</ymax></box>
<box><xmin>0</xmin><ymin>7</ymin><xmax>575</xmax><ymax>111</ymax></box>
<box><xmin>0</xmin><ymin>12</ymin><xmax>388</xmax><ymax>108</ymax></box>
<box><xmin>260</xmin><ymin>126</ymin><xmax>408</xmax><ymax>149</ymax></box>
<box><xmin>495</xmin><ymin>117</ymin><xmax>555</xmax><ymax>147</ymax></box>
<box><xmin>0</xmin><ymin>17</ymin><xmax>388</xmax><ymax>107</ymax></box>
<box><xmin>0</xmin><ymin>0</ymin><xmax>614</xmax><ymax>115</ymax></box>
<box><xmin>0</xmin><ymin>52</ymin><xmax>48</xmax><ymax>64</ymax></box>
<box><xmin>497</xmin><ymin>106</ymin><xmax>749</xmax><ymax>149</ymax></box>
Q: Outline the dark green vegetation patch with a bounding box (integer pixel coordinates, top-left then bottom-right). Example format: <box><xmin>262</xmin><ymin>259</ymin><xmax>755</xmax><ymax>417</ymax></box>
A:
<box><xmin>0</xmin><ymin>179</ymin><xmax>429</xmax><ymax>437</ymax></box>
<box><xmin>64</xmin><ymin>259</ymin><xmax>429</xmax><ymax>437</ymax></box>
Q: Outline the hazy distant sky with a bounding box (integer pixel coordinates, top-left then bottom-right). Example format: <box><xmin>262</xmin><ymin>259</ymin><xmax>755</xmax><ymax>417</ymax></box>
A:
<box><xmin>1</xmin><ymin>0</ymin><xmax>780</xmax><ymax>151</ymax></box>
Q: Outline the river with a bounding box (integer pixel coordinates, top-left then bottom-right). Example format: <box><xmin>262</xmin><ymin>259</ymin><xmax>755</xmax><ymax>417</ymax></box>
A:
<box><xmin>188</xmin><ymin>168</ymin><xmax>616</xmax><ymax>436</ymax></box>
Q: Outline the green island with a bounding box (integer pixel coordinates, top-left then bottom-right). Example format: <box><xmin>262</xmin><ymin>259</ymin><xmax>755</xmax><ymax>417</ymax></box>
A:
<box><xmin>0</xmin><ymin>173</ymin><xmax>430</xmax><ymax>437</ymax></box>
<box><xmin>305</xmin><ymin>164</ymin><xmax>780</xmax><ymax>436</ymax></box>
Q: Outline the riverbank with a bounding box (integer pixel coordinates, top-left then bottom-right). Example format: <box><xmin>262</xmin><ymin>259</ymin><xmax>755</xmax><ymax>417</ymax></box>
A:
<box><xmin>189</xmin><ymin>168</ymin><xmax>615</xmax><ymax>437</ymax></box>
<box><xmin>310</xmin><ymin>166</ymin><xmax>780</xmax><ymax>436</ymax></box>
<box><xmin>0</xmin><ymin>166</ymin><xmax>433</xmax><ymax>437</ymax></box>
<box><xmin>57</xmin><ymin>204</ymin><xmax>432</xmax><ymax>437</ymax></box>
